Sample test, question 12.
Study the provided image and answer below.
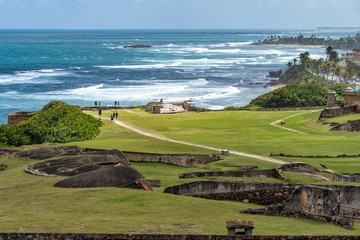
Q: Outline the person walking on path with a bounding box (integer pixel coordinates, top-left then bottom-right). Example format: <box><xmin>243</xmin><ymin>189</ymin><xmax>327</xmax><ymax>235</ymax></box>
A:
<box><xmin>115</xmin><ymin>111</ymin><xmax>118</xmax><ymax>119</ymax></box>
<box><xmin>110</xmin><ymin>114</ymin><xmax>114</xmax><ymax>122</ymax></box>
<box><xmin>98</xmin><ymin>109</ymin><xmax>102</xmax><ymax>118</ymax></box>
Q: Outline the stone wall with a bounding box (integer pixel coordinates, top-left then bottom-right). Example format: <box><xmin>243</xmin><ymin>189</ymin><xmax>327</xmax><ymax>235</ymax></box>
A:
<box><xmin>122</xmin><ymin>151</ymin><xmax>221</xmax><ymax>167</ymax></box>
<box><xmin>7</xmin><ymin>111</ymin><xmax>36</xmax><ymax>125</ymax></box>
<box><xmin>164</xmin><ymin>181</ymin><xmax>360</xmax><ymax>215</ymax></box>
<box><xmin>332</xmin><ymin>173</ymin><xmax>360</xmax><ymax>183</ymax></box>
<box><xmin>164</xmin><ymin>181</ymin><xmax>298</xmax><ymax>205</ymax></box>
<box><xmin>179</xmin><ymin>169</ymin><xmax>283</xmax><ymax>180</ymax></box>
<box><xmin>1</xmin><ymin>233</ymin><xmax>360</xmax><ymax>240</ymax></box>
<box><xmin>318</xmin><ymin>106</ymin><xmax>357</xmax><ymax>119</ymax></box>
<box><xmin>241</xmin><ymin>185</ymin><xmax>354</xmax><ymax>230</ymax></box>
<box><xmin>277</xmin><ymin>162</ymin><xmax>319</xmax><ymax>172</ymax></box>
<box><xmin>344</xmin><ymin>92</ymin><xmax>360</xmax><ymax>111</ymax></box>
<box><xmin>0</xmin><ymin>148</ymin><xmax>19</xmax><ymax>157</ymax></box>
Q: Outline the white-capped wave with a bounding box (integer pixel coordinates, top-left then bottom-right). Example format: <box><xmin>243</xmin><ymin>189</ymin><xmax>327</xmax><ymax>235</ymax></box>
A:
<box><xmin>108</xmin><ymin>46</ymin><xmax>124</xmax><ymax>49</ymax></box>
<box><xmin>210</xmin><ymin>41</ymin><xmax>254</xmax><ymax>47</ymax></box>
<box><xmin>188</xmin><ymin>78</ymin><xmax>209</xmax><ymax>86</ymax></box>
<box><xmin>0</xmin><ymin>69</ymin><xmax>71</xmax><ymax>85</ymax></box>
<box><xmin>187</xmin><ymin>86</ymin><xmax>241</xmax><ymax>101</ymax></box>
<box><xmin>98</xmin><ymin>64</ymin><xmax>167</xmax><ymax>69</ymax></box>
<box><xmin>46</xmin><ymin>83</ymin><xmax>187</xmax><ymax>101</ymax></box>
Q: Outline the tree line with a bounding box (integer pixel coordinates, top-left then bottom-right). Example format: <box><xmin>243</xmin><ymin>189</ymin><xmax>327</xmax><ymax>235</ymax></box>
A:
<box><xmin>257</xmin><ymin>33</ymin><xmax>360</xmax><ymax>50</ymax></box>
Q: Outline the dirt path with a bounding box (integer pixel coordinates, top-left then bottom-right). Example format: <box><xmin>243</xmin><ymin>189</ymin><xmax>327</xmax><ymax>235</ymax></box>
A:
<box><xmin>270</xmin><ymin>113</ymin><xmax>309</xmax><ymax>135</ymax></box>
<box><xmin>123</xmin><ymin>109</ymin><xmax>139</xmax><ymax>114</ymax></box>
<box><xmin>96</xmin><ymin>115</ymin><xmax>286</xmax><ymax>165</ymax></box>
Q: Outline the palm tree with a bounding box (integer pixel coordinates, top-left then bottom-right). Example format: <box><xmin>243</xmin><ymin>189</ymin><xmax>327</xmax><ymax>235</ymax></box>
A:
<box><xmin>293</xmin><ymin>58</ymin><xmax>297</xmax><ymax>66</ymax></box>
<box><xmin>287</xmin><ymin>62</ymin><xmax>292</xmax><ymax>69</ymax></box>
<box><xmin>326</xmin><ymin>46</ymin><xmax>333</xmax><ymax>61</ymax></box>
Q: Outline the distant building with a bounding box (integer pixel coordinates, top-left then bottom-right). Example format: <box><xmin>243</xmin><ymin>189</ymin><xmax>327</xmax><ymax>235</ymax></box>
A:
<box><xmin>353</xmin><ymin>48</ymin><xmax>360</xmax><ymax>62</ymax></box>
<box><xmin>144</xmin><ymin>100</ymin><xmax>188</xmax><ymax>114</ymax></box>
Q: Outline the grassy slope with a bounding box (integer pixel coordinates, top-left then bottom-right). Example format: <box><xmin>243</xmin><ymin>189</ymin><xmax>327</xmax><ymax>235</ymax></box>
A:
<box><xmin>1</xmin><ymin>109</ymin><xmax>360</xmax><ymax>234</ymax></box>
<box><xmin>105</xmin><ymin>109</ymin><xmax>360</xmax><ymax>173</ymax></box>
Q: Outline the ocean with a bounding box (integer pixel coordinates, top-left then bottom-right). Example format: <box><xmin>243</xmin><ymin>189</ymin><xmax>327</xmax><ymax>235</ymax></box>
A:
<box><xmin>0</xmin><ymin>29</ymin><xmax>356</xmax><ymax>124</ymax></box>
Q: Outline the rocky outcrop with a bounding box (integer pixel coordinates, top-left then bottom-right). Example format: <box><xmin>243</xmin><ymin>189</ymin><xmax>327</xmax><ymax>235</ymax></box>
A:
<box><xmin>26</xmin><ymin>152</ymin><xmax>129</xmax><ymax>177</ymax></box>
<box><xmin>18</xmin><ymin>146</ymin><xmax>153</xmax><ymax>191</ymax></box>
<box><xmin>268</xmin><ymin>70</ymin><xmax>282</xmax><ymax>78</ymax></box>
<box><xmin>24</xmin><ymin>147</ymin><xmax>129</xmax><ymax>177</ymax></box>
<box><xmin>331</xmin><ymin>119</ymin><xmax>360</xmax><ymax>132</ymax></box>
<box><xmin>54</xmin><ymin>165</ymin><xmax>152</xmax><ymax>190</ymax></box>
<box><xmin>13</xmin><ymin>146</ymin><xmax>85</xmax><ymax>160</ymax></box>
<box><xmin>123</xmin><ymin>45</ymin><xmax>152</xmax><ymax>48</ymax></box>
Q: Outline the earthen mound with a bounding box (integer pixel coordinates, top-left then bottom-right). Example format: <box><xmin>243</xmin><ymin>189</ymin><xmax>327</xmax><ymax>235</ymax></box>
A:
<box><xmin>26</xmin><ymin>149</ymin><xmax>129</xmax><ymax>177</ymax></box>
<box><xmin>54</xmin><ymin>165</ymin><xmax>152</xmax><ymax>190</ymax></box>
<box><xmin>13</xmin><ymin>146</ymin><xmax>84</xmax><ymax>160</ymax></box>
<box><xmin>277</xmin><ymin>162</ymin><xmax>319</xmax><ymax>173</ymax></box>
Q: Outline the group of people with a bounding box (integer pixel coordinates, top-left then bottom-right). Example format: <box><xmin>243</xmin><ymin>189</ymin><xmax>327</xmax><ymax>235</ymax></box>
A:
<box><xmin>94</xmin><ymin>101</ymin><xmax>120</xmax><ymax>107</ymax></box>
<box><xmin>110</xmin><ymin>111</ymin><xmax>118</xmax><ymax>122</ymax></box>
<box><xmin>97</xmin><ymin>109</ymin><xmax>118</xmax><ymax>123</ymax></box>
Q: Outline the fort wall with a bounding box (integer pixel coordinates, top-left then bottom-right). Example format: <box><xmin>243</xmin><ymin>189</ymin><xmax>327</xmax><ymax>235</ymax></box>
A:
<box><xmin>1</xmin><ymin>232</ymin><xmax>360</xmax><ymax>240</ymax></box>
<box><xmin>122</xmin><ymin>151</ymin><xmax>221</xmax><ymax>167</ymax></box>
<box><xmin>7</xmin><ymin>111</ymin><xmax>36</xmax><ymax>125</ymax></box>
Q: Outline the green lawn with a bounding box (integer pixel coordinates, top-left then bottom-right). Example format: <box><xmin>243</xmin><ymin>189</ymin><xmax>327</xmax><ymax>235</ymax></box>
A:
<box><xmin>1</xmin><ymin>108</ymin><xmax>360</xmax><ymax>235</ymax></box>
<box><xmin>100</xmin><ymin>109</ymin><xmax>360</xmax><ymax>173</ymax></box>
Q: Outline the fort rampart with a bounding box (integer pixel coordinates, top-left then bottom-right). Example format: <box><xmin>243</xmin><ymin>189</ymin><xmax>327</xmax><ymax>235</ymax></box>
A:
<box><xmin>122</xmin><ymin>151</ymin><xmax>221</xmax><ymax>167</ymax></box>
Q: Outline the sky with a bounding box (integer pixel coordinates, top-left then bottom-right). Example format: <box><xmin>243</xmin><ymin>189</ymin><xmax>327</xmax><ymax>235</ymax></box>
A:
<box><xmin>0</xmin><ymin>0</ymin><xmax>359</xmax><ymax>29</ymax></box>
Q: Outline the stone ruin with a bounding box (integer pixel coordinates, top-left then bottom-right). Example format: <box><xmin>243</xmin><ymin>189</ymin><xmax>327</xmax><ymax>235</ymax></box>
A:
<box><xmin>330</xmin><ymin>119</ymin><xmax>360</xmax><ymax>132</ymax></box>
<box><xmin>7</xmin><ymin>111</ymin><xmax>36</xmax><ymax>125</ymax></box>
<box><xmin>241</xmin><ymin>185</ymin><xmax>353</xmax><ymax>230</ymax></box>
<box><xmin>178</xmin><ymin>167</ymin><xmax>284</xmax><ymax>179</ymax></box>
<box><xmin>143</xmin><ymin>100</ymin><xmax>188</xmax><ymax>114</ymax></box>
<box><xmin>15</xmin><ymin>146</ymin><xmax>152</xmax><ymax>191</ymax></box>
<box><xmin>164</xmin><ymin>176</ymin><xmax>360</xmax><ymax>229</ymax></box>
<box><xmin>319</xmin><ymin>90</ymin><xmax>360</xmax><ymax>120</ymax></box>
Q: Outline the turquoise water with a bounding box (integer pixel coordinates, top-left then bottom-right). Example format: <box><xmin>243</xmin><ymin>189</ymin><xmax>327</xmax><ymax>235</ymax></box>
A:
<box><xmin>0</xmin><ymin>29</ymin><xmax>355</xmax><ymax>124</ymax></box>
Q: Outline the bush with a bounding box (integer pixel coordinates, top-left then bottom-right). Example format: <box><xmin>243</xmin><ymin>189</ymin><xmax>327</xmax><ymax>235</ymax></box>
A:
<box><xmin>249</xmin><ymin>84</ymin><xmax>328</xmax><ymax>108</ymax></box>
<box><xmin>0</xmin><ymin>101</ymin><xmax>103</xmax><ymax>147</ymax></box>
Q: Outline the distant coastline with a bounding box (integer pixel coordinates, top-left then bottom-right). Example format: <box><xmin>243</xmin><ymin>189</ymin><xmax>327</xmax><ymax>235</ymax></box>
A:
<box><xmin>317</xmin><ymin>27</ymin><xmax>360</xmax><ymax>30</ymax></box>
<box><xmin>252</xmin><ymin>43</ymin><xmax>324</xmax><ymax>48</ymax></box>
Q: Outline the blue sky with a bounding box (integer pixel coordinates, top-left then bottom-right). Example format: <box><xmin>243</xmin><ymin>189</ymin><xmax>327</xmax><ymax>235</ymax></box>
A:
<box><xmin>0</xmin><ymin>0</ymin><xmax>359</xmax><ymax>29</ymax></box>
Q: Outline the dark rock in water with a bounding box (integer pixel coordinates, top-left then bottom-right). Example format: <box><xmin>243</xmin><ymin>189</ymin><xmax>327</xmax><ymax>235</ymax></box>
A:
<box><xmin>13</xmin><ymin>146</ymin><xmax>84</xmax><ymax>160</ymax></box>
<box><xmin>331</xmin><ymin>119</ymin><xmax>360</xmax><ymax>132</ymax></box>
<box><xmin>123</xmin><ymin>44</ymin><xmax>152</xmax><ymax>48</ymax></box>
<box><xmin>54</xmin><ymin>165</ymin><xmax>153</xmax><ymax>190</ymax></box>
<box><xmin>268</xmin><ymin>70</ymin><xmax>282</xmax><ymax>78</ymax></box>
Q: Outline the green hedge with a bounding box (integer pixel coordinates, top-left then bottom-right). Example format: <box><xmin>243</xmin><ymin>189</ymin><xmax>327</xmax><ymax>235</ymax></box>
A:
<box><xmin>0</xmin><ymin>101</ymin><xmax>103</xmax><ymax>147</ymax></box>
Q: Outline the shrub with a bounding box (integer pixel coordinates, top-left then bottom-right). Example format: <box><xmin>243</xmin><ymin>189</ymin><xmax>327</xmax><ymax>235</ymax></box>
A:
<box><xmin>0</xmin><ymin>101</ymin><xmax>103</xmax><ymax>147</ymax></box>
<box><xmin>249</xmin><ymin>84</ymin><xmax>328</xmax><ymax>108</ymax></box>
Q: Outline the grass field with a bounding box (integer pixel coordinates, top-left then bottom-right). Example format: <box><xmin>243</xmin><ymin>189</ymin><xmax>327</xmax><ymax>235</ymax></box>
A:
<box><xmin>1</xmin><ymin>108</ymin><xmax>360</xmax><ymax>235</ymax></box>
